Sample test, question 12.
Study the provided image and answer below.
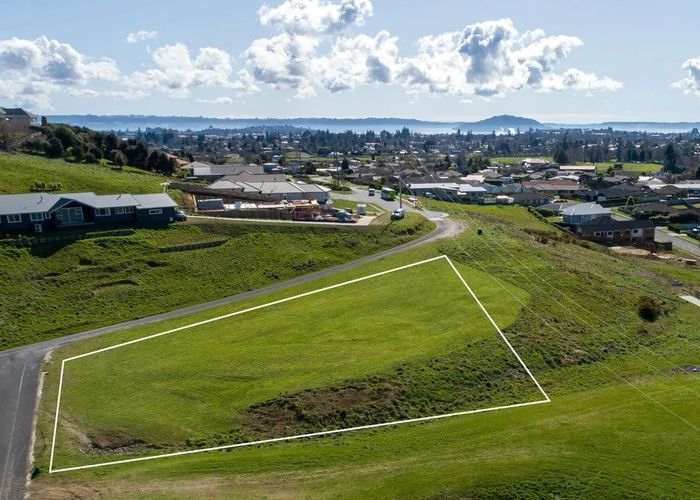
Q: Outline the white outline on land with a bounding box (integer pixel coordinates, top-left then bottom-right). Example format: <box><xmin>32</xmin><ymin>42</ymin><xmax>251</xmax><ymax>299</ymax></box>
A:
<box><xmin>48</xmin><ymin>255</ymin><xmax>550</xmax><ymax>473</ymax></box>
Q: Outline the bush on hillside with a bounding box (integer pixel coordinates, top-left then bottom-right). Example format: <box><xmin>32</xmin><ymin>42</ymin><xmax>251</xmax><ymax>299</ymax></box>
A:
<box><xmin>638</xmin><ymin>296</ymin><xmax>662</xmax><ymax>322</ymax></box>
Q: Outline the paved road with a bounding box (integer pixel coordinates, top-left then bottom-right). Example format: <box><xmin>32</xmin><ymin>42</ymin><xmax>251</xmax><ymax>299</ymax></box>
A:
<box><xmin>655</xmin><ymin>227</ymin><xmax>700</xmax><ymax>258</ymax></box>
<box><xmin>0</xmin><ymin>211</ymin><xmax>457</xmax><ymax>500</ymax></box>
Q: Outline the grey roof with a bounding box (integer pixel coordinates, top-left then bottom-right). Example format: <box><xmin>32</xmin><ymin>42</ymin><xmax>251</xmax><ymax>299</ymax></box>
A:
<box><xmin>0</xmin><ymin>191</ymin><xmax>176</xmax><ymax>215</ymax></box>
<box><xmin>0</xmin><ymin>107</ymin><xmax>33</xmax><ymax>117</ymax></box>
<box><xmin>561</xmin><ymin>203</ymin><xmax>612</xmax><ymax>217</ymax></box>
<box><xmin>132</xmin><ymin>193</ymin><xmax>178</xmax><ymax>209</ymax></box>
<box><xmin>62</xmin><ymin>192</ymin><xmax>139</xmax><ymax>209</ymax></box>
<box><xmin>0</xmin><ymin>193</ymin><xmax>62</xmax><ymax>215</ymax></box>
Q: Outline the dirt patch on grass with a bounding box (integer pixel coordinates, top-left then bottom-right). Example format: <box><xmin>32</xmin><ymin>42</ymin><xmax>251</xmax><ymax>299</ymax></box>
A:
<box><xmin>243</xmin><ymin>382</ymin><xmax>404</xmax><ymax>438</ymax></box>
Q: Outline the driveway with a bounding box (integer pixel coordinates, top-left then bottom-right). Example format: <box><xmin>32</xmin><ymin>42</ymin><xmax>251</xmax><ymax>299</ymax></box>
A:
<box><xmin>655</xmin><ymin>227</ymin><xmax>700</xmax><ymax>258</ymax></box>
<box><xmin>0</xmin><ymin>211</ymin><xmax>459</xmax><ymax>500</ymax></box>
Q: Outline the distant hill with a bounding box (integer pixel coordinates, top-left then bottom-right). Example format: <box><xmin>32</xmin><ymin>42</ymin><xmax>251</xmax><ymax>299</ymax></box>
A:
<box><xmin>46</xmin><ymin>114</ymin><xmax>700</xmax><ymax>134</ymax></box>
<box><xmin>456</xmin><ymin>115</ymin><xmax>546</xmax><ymax>133</ymax></box>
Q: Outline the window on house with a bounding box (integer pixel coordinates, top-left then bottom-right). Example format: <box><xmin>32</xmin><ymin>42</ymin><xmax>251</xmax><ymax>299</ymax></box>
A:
<box><xmin>125</xmin><ymin>206</ymin><xmax>134</xmax><ymax>213</ymax></box>
<box><xmin>149</xmin><ymin>209</ymin><xmax>163</xmax><ymax>215</ymax></box>
<box><xmin>30</xmin><ymin>212</ymin><xmax>44</xmax><ymax>221</ymax></box>
<box><xmin>95</xmin><ymin>208</ymin><xmax>111</xmax><ymax>216</ymax></box>
<box><xmin>594</xmin><ymin>231</ymin><xmax>602</xmax><ymax>236</ymax></box>
<box><xmin>6</xmin><ymin>214</ymin><xmax>22</xmax><ymax>223</ymax></box>
<box><xmin>632</xmin><ymin>229</ymin><xmax>641</xmax><ymax>235</ymax></box>
<box><xmin>606</xmin><ymin>231</ymin><xmax>614</xmax><ymax>238</ymax></box>
<box><xmin>115</xmin><ymin>207</ymin><xmax>125</xmax><ymax>215</ymax></box>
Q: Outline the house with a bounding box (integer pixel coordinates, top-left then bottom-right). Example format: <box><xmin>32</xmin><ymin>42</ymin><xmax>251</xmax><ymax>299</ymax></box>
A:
<box><xmin>523</xmin><ymin>179</ymin><xmax>581</xmax><ymax>196</ymax></box>
<box><xmin>595</xmin><ymin>184</ymin><xmax>649</xmax><ymax>203</ymax></box>
<box><xmin>206</xmin><ymin>179</ymin><xmax>331</xmax><ymax>203</ymax></box>
<box><xmin>511</xmin><ymin>191</ymin><xmax>553</xmax><ymax>206</ymax></box>
<box><xmin>576</xmin><ymin>218</ymin><xmax>656</xmax><ymax>246</ymax></box>
<box><xmin>561</xmin><ymin>203</ymin><xmax>612</xmax><ymax>225</ymax></box>
<box><xmin>0</xmin><ymin>192</ymin><xmax>178</xmax><ymax>234</ymax></box>
<box><xmin>559</xmin><ymin>165</ymin><xmax>596</xmax><ymax>174</ymax></box>
<box><xmin>181</xmin><ymin>162</ymin><xmax>266</xmax><ymax>181</ymax></box>
<box><xmin>0</xmin><ymin>107</ymin><xmax>38</xmax><ymax>126</ymax></box>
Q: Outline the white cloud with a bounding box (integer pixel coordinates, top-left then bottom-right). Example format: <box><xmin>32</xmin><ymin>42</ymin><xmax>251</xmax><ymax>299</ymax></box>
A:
<box><xmin>395</xmin><ymin>18</ymin><xmax>621</xmax><ymax>97</ymax></box>
<box><xmin>245</xmin><ymin>33</ymin><xmax>319</xmax><ymax>97</ymax></box>
<box><xmin>672</xmin><ymin>57</ymin><xmax>700</xmax><ymax>95</ymax></box>
<box><xmin>0</xmin><ymin>36</ymin><xmax>120</xmax><ymax>109</ymax></box>
<box><xmin>243</xmin><ymin>7</ymin><xmax>621</xmax><ymax>99</ymax></box>
<box><xmin>196</xmin><ymin>96</ymin><xmax>235</xmax><ymax>104</ymax></box>
<box><xmin>126</xmin><ymin>43</ymin><xmax>234</xmax><ymax>97</ymax></box>
<box><xmin>126</xmin><ymin>30</ymin><xmax>158</xmax><ymax>44</ymax></box>
<box><xmin>259</xmin><ymin>0</ymin><xmax>373</xmax><ymax>35</ymax></box>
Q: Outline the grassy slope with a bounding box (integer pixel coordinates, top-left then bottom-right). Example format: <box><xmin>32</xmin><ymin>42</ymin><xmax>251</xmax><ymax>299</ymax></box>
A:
<box><xmin>0</xmin><ymin>153</ymin><xmax>167</xmax><ymax>194</ymax></box>
<box><xmin>0</xmin><ymin>214</ymin><xmax>433</xmax><ymax>349</ymax></box>
<box><xmin>30</xmin><ymin>204</ymin><xmax>700</xmax><ymax>498</ymax></box>
<box><xmin>48</xmin><ymin>258</ymin><xmax>535</xmax><ymax>469</ymax></box>
<box><xmin>579</xmin><ymin>161</ymin><xmax>662</xmax><ymax>173</ymax></box>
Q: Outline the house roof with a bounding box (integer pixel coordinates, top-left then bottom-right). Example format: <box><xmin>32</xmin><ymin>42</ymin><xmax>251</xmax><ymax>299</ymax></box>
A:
<box><xmin>561</xmin><ymin>203</ymin><xmax>612</xmax><ymax>217</ymax></box>
<box><xmin>62</xmin><ymin>192</ymin><xmax>140</xmax><ymax>209</ymax></box>
<box><xmin>0</xmin><ymin>193</ymin><xmax>62</xmax><ymax>215</ymax></box>
<box><xmin>512</xmin><ymin>191</ymin><xmax>552</xmax><ymax>201</ymax></box>
<box><xmin>0</xmin><ymin>191</ymin><xmax>176</xmax><ymax>215</ymax></box>
<box><xmin>0</xmin><ymin>107</ymin><xmax>34</xmax><ymax>117</ymax></box>
<box><xmin>578</xmin><ymin>217</ymin><xmax>656</xmax><ymax>231</ymax></box>
<box><xmin>132</xmin><ymin>193</ymin><xmax>178</xmax><ymax>209</ymax></box>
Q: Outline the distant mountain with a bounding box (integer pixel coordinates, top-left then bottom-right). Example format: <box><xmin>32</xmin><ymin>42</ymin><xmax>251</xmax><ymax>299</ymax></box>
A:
<box><xmin>46</xmin><ymin>114</ymin><xmax>700</xmax><ymax>135</ymax></box>
<box><xmin>47</xmin><ymin>115</ymin><xmax>460</xmax><ymax>134</ymax></box>
<box><xmin>456</xmin><ymin>114</ymin><xmax>546</xmax><ymax>133</ymax></box>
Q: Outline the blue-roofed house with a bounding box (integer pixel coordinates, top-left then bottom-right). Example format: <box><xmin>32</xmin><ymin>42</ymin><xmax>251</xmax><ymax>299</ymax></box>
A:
<box><xmin>0</xmin><ymin>192</ymin><xmax>178</xmax><ymax>234</ymax></box>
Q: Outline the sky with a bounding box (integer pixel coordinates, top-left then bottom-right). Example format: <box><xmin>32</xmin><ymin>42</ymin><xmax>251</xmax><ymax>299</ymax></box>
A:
<box><xmin>2</xmin><ymin>0</ymin><xmax>700</xmax><ymax>122</ymax></box>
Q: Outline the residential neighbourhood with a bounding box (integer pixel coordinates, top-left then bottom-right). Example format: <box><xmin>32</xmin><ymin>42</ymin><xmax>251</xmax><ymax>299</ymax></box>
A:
<box><xmin>1</xmin><ymin>1</ymin><xmax>700</xmax><ymax>498</ymax></box>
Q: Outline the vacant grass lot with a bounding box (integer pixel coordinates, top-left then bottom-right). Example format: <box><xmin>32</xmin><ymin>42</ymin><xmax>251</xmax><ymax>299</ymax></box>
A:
<box><xmin>580</xmin><ymin>161</ymin><xmax>662</xmax><ymax>173</ymax></box>
<box><xmin>0</xmin><ymin>153</ymin><xmax>167</xmax><ymax>194</ymax></box>
<box><xmin>0</xmin><ymin>214</ymin><xmax>434</xmax><ymax>349</ymax></box>
<box><xmin>47</xmin><ymin>258</ymin><xmax>539</xmax><ymax>469</ymax></box>
<box><xmin>31</xmin><ymin>205</ymin><xmax>700</xmax><ymax>498</ymax></box>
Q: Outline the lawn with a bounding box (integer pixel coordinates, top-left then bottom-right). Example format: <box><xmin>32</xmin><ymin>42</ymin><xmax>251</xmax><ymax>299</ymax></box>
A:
<box><xmin>29</xmin><ymin>204</ymin><xmax>700</xmax><ymax>498</ymax></box>
<box><xmin>578</xmin><ymin>161</ymin><xmax>663</xmax><ymax>173</ymax></box>
<box><xmin>46</xmin><ymin>257</ymin><xmax>538</xmax><ymax>470</ymax></box>
<box><xmin>491</xmin><ymin>155</ymin><xmax>553</xmax><ymax>165</ymax></box>
<box><xmin>0</xmin><ymin>152</ymin><xmax>168</xmax><ymax>194</ymax></box>
<box><xmin>0</xmin><ymin>214</ymin><xmax>434</xmax><ymax>350</ymax></box>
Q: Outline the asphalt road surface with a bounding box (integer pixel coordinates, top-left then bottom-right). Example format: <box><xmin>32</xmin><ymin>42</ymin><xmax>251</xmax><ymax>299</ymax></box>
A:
<box><xmin>0</xmin><ymin>211</ymin><xmax>456</xmax><ymax>500</ymax></box>
<box><xmin>655</xmin><ymin>227</ymin><xmax>700</xmax><ymax>258</ymax></box>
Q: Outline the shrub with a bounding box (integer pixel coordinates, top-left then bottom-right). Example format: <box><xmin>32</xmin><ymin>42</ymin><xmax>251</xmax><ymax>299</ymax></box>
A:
<box><xmin>638</xmin><ymin>296</ymin><xmax>662</xmax><ymax>322</ymax></box>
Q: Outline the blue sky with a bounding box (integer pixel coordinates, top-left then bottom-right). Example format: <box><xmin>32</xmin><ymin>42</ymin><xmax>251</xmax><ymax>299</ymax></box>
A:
<box><xmin>2</xmin><ymin>0</ymin><xmax>700</xmax><ymax>122</ymax></box>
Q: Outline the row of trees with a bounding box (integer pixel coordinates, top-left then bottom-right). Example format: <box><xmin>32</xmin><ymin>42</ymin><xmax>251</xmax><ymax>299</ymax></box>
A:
<box><xmin>19</xmin><ymin>124</ymin><xmax>177</xmax><ymax>174</ymax></box>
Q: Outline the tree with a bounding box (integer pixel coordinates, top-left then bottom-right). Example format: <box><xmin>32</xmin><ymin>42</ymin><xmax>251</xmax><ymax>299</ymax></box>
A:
<box><xmin>553</xmin><ymin>146</ymin><xmax>568</xmax><ymax>165</ymax></box>
<box><xmin>663</xmin><ymin>144</ymin><xmax>678</xmax><ymax>172</ymax></box>
<box><xmin>84</xmin><ymin>152</ymin><xmax>98</xmax><ymax>164</ymax></box>
<box><xmin>46</xmin><ymin>137</ymin><xmax>64</xmax><ymax>158</ymax></box>
<box><xmin>113</xmin><ymin>150</ymin><xmax>127</xmax><ymax>167</ymax></box>
<box><xmin>341</xmin><ymin>158</ymin><xmax>349</xmax><ymax>170</ymax></box>
<box><xmin>40</xmin><ymin>116</ymin><xmax>48</xmax><ymax>127</ymax></box>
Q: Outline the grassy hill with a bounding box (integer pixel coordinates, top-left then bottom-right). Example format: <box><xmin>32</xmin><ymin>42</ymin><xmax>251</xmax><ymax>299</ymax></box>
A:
<box><xmin>0</xmin><ymin>153</ymin><xmax>166</xmax><ymax>194</ymax></box>
<box><xmin>0</xmin><ymin>214</ymin><xmax>433</xmax><ymax>350</ymax></box>
<box><xmin>30</xmin><ymin>205</ymin><xmax>699</xmax><ymax>498</ymax></box>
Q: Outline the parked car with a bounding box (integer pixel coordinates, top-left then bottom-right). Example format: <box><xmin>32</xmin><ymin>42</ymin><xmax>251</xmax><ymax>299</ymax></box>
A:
<box><xmin>391</xmin><ymin>208</ymin><xmax>405</xmax><ymax>220</ymax></box>
<box><xmin>368</xmin><ymin>188</ymin><xmax>375</xmax><ymax>196</ymax></box>
<box><xmin>174</xmin><ymin>208</ymin><xmax>187</xmax><ymax>222</ymax></box>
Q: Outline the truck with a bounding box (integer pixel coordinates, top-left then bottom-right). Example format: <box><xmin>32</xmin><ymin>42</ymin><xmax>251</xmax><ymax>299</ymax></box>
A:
<box><xmin>381</xmin><ymin>187</ymin><xmax>397</xmax><ymax>201</ymax></box>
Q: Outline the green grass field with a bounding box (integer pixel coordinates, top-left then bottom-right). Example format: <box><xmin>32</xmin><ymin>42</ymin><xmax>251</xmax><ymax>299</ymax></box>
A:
<box><xmin>578</xmin><ymin>161</ymin><xmax>663</xmax><ymax>173</ymax></box>
<box><xmin>491</xmin><ymin>156</ymin><xmax>553</xmax><ymax>165</ymax></box>
<box><xmin>0</xmin><ymin>214</ymin><xmax>434</xmax><ymax>350</ymax></box>
<box><xmin>0</xmin><ymin>153</ymin><xmax>168</xmax><ymax>194</ymax></box>
<box><xmin>30</xmin><ymin>205</ymin><xmax>700</xmax><ymax>498</ymax></box>
<box><xmin>47</xmin><ymin>257</ymin><xmax>540</xmax><ymax>470</ymax></box>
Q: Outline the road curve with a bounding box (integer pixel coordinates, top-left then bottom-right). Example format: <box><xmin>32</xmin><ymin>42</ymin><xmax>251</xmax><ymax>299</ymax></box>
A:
<box><xmin>0</xmin><ymin>213</ymin><xmax>457</xmax><ymax>500</ymax></box>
